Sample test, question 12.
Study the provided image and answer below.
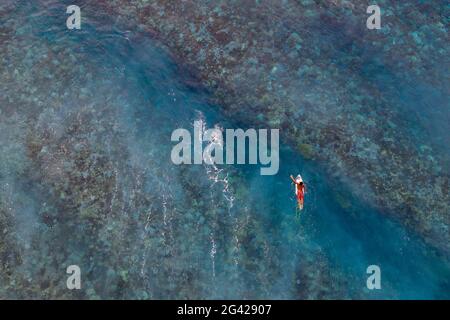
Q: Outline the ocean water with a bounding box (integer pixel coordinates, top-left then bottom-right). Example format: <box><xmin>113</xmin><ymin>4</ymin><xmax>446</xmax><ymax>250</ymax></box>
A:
<box><xmin>0</xmin><ymin>1</ymin><xmax>449</xmax><ymax>299</ymax></box>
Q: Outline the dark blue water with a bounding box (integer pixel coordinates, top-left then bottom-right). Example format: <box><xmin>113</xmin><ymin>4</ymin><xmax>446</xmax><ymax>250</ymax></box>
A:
<box><xmin>1</xmin><ymin>1</ymin><xmax>449</xmax><ymax>299</ymax></box>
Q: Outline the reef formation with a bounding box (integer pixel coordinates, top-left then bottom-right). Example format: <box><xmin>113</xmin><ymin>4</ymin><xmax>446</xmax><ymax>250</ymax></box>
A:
<box><xmin>0</xmin><ymin>0</ymin><xmax>370</xmax><ymax>298</ymax></box>
<box><xmin>96</xmin><ymin>0</ymin><xmax>450</xmax><ymax>255</ymax></box>
<box><xmin>0</xmin><ymin>0</ymin><xmax>448</xmax><ymax>299</ymax></box>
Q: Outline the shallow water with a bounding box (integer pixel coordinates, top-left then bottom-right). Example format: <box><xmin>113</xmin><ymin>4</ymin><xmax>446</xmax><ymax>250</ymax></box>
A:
<box><xmin>0</xmin><ymin>1</ymin><xmax>449</xmax><ymax>299</ymax></box>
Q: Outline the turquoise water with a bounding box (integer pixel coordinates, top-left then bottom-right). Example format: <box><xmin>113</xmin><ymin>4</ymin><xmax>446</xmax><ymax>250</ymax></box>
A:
<box><xmin>0</xmin><ymin>1</ymin><xmax>449</xmax><ymax>299</ymax></box>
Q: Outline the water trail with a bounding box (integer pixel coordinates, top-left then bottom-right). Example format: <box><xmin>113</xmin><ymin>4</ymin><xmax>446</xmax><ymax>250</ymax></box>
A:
<box><xmin>196</xmin><ymin>112</ymin><xmax>235</xmax><ymax>211</ymax></box>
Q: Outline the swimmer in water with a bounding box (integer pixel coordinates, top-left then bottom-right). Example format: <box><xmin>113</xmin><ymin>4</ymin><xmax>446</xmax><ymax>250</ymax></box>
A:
<box><xmin>290</xmin><ymin>174</ymin><xmax>307</xmax><ymax>213</ymax></box>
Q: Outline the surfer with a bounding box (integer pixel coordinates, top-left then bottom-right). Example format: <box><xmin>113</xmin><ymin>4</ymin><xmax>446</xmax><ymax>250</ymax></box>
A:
<box><xmin>290</xmin><ymin>174</ymin><xmax>306</xmax><ymax>212</ymax></box>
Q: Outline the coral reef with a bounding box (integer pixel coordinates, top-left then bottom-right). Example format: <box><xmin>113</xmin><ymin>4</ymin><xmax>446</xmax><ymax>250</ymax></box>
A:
<box><xmin>0</xmin><ymin>1</ymin><xmax>365</xmax><ymax>298</ymax></box>
<box><xmin>0</xmin><ymin>0</ymin><xmax>448</xmax><ymax>299</ymax></box>
<box><xmin>95</xmin><ymin>0</ymin><xmax>450</xmax><ymax>255</ymax></box>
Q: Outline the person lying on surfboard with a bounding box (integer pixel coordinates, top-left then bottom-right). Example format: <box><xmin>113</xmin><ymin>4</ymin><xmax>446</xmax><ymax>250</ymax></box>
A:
<box><xmin>290</xmin><ymin>174</ymin><xmax>307</xmax><ymax>211</ymax></box>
